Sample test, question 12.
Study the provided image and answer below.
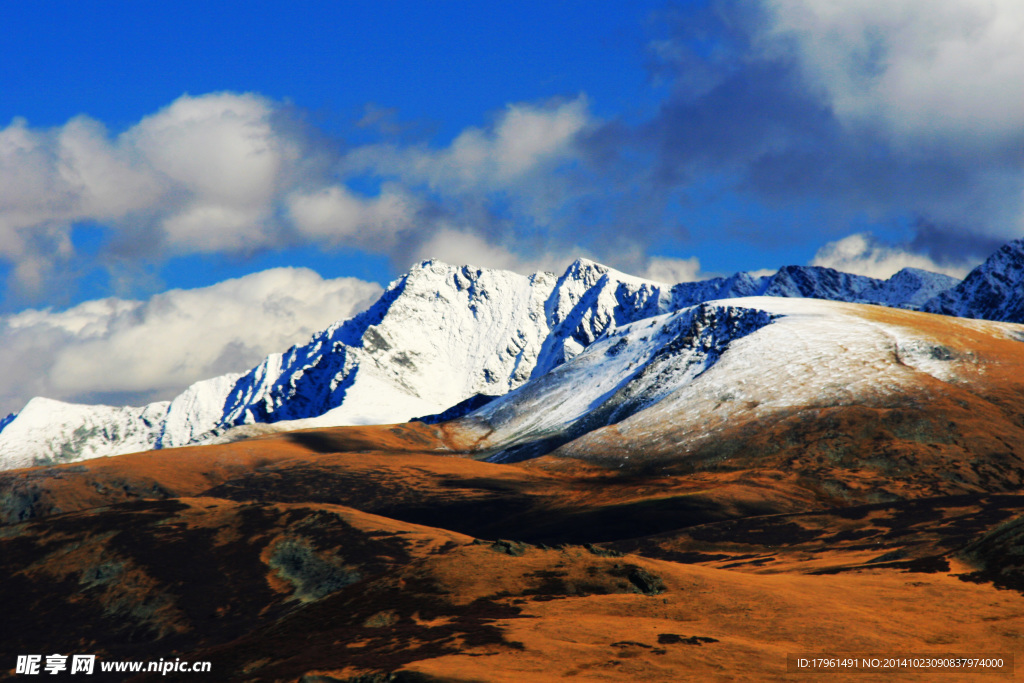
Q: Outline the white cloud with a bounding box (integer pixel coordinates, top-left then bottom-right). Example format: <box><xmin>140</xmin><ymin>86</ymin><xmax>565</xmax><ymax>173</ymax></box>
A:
<box><xmin>762</xmin><ymin>0</ymin><xmax>1024</xmax><ymax>147</ymax></box>
<box><xmin>489</xmin><ymin>99</ymin><xmax>592</xmax><ymax>180</ymax></box>
<box><xmin>347</xmin><ymin>96</ymin><xmax>591</xmax><ymax>195</ymax></box>
<box><xmin>0</xmin><ymin>92</ymin><xmax>325</xmax><ymax>292</ymax></box>
<box><xmin>0</xmin><ymin>92</ymin><xmax>600</xmax><ymax>297</ymax></box>
<box><xmin>811</xmin><ymin>233</ymin><xmax>971</xmax><ymax>279</ymax></box>
<box><xmin>0</xmin><ymin>268</ymin><xmax>382</xmax><ymax>416</ymax></box>
<box><xmin>287</xmin><ymin>183</ymin><xmax>417</xmax><ymax>248</ymax></box>
<box><xmin>336</xmin><ymin>97</ymin><xmax>604</xmax><ymax>276</ymax></box>
<box><xmin>413</xmin><ymin>227</ymin><xmax>585</xmax><ymax>276</ymax></box>
<box><xmin>127</xmin><ymin>93</ymin><xmax>301</xmax><ymax>251</ymax></box>
<box><xmin>643</xmin><ymin>255</ymin><xmax>707</xmax><ymax>283</ymax></box>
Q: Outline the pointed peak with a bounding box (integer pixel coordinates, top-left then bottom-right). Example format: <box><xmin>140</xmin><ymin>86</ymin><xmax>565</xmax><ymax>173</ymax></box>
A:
<box><xmin>564</xmin><ymin>257</ymin><xmax>610</xmax><ymax>275</ymax></box>
<box><xmin>401</xmin><ymin>259</ymin><xmax>467</xmax><ymax>287</ymax></box>
<box><xmin>569</xmin><ymin>256</ymin><xmax>603</xmax><ymax>268</ymax></box>
<box><xmin>888</xmin><ymin>266</ymin><xmax>928</xmax><ymax>278</ymax></box>
<box><xmin>555</xmin><ymin>258</ymin><xmax>611</xmax><ymax>290</ymax></box>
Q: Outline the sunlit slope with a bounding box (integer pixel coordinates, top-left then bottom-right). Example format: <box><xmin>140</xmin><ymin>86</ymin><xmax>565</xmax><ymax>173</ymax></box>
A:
<box><xmin>449</xmin><ymin>297</ymin><xmax>1024</xmax><ymax>499</ymax></box>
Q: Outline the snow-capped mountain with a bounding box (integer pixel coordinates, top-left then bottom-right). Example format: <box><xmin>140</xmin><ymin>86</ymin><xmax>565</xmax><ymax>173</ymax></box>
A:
<box><xmin>0</xmin><ymin>253</ymin><xmax>971</xmax><ymax>470</ymax></box>
<box><xmin>923</xmin><ymin>239</ymin><xmax>1024</xmax><ymax>322</ymax></box>
<box><xmin>0</xmin><ymin>373</ymin><xmax>242</xmax><ymax>470</ymax></box>
<box><xmin>0</xmin><ymin>259</ymin><xmax>672</xmax><ymax>468</ymax></box>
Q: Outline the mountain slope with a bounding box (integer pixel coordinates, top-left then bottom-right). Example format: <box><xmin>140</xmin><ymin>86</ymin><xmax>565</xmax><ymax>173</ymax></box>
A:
<box><xmin>923</xmin><ymin>238</ymin><xmax>1024</xmax><ymax>321</ymax></box>
<box><xmin>2</xmin><ymin>403</ymin><xmax>1023</xmax><ymax>680</ymax></box>
<box><xmin>461</xmin><ymin>303</ymin><xmax>778</xmax><ymax>462</ymax></box>
<box><xmin>449</xmin><ymin>297</ymin><xmax>1024</xmax><ymax>501</ymax></box>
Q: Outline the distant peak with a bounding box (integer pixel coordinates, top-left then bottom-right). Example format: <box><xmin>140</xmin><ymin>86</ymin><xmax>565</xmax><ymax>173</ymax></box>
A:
<box><xmin>887</xmin><ymin>266</ymin><xmax>957</xmax><ymax>282</ymax></box>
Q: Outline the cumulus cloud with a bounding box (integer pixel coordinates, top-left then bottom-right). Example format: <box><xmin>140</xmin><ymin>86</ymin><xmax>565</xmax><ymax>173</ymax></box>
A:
<box><xmin>763</xmin><ymin>0</ymin><xmax>1024</xmax><ymax>147</ymax></box>
<box><xmin>0</xmin><ymin>92</ymin><xmax>603</xmax><ymax>301</ymax></box>
<box><xmin>643</xmin><ymin>255</ymin><xmax>706</xmax><ymax>283</ymax></box>
<box><xmin>287</xmin><ymin>183</ymin><xmax>418</xmax><ymax>249</ymax></box>
<box><xmin>811</xmin><ymin>233</ymin><xmax>971</xmax><ymax>279</ymax></box>
<box><xmin>0</xmin><ymin>268</ymin><xmax>381</xmax><ymax>416</ymax></box>
<box><xmin>349</xmin><ymin>97</ymin><xmax>590</xmax><ymax>191</ymax></box>
<box><xmin>336</xmin><ymin>96</ymin><xmax>606</xmax><ymax>274</ymax></box>
<box><xmin>0</xmin><ymin>92</ymin><xmax>346</xmax><ymax>297</ymax></box>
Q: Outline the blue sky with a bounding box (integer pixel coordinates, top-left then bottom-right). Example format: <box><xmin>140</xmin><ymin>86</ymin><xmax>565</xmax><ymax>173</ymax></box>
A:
<box><xmin>0</xmin><ymin>0</ymin><xmax>1022</xmax><ymax>414</ymax></box>
<box><xmin>0</xmin><ymin>0</ymin><xmax>679</xmax><ymax>307</ymax></box>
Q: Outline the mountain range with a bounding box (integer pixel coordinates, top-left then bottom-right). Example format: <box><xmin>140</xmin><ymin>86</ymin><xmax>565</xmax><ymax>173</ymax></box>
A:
<box><xmin>3</xmin><ymin>239</ymin><xmax>1024</xmax><ymax>470</ymax></box>
<box><xmin>3</xmin><ymin>240</ymin><xmax>1024</xmax><ymax>681</ymax></box>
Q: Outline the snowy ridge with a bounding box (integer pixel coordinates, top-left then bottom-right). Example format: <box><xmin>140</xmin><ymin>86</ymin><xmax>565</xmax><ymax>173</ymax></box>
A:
<box><xmin>671</xmin><ymin>265</ymin><xmax>958</xmax><ymax>311</ymax></box>
<box><xmin>0</xmin><ymin>397</ymin><xmax>169</xmax><ymax>470</ymax></box>
<box><xmin>0</xmin><ymin>373</ymin><xmax>241</xmax><ymax>470</ymax></box>
<box><xmin>216</xmin><ymin>260</ymin><xmax>560</xmax><ymax>429</ymax></box>
<box><xmin>0</xmin><ymin>258</ymin><xmax>675</xmax><ymax>467</ymax></box>
<box><xmin>0</xmin><ymin>251</ymin><xmax>974</xmax><ymax>470</ymax></box>
<box><xmin>157</xmin><ymin>373</ymin><xmax>244</xmax><ymax>448</ymax></box>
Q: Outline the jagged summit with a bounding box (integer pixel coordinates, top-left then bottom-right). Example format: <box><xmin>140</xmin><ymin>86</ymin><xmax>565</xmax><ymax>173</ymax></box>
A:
<box><xmin>923</xmin><ymin>239</ymin><xmax>1024</xmax><ymax>321</ymax></box>
<box><xmin>877</xmin><ymin>267</ymin><xmax>960</xmax><ymax>306</ymax></box>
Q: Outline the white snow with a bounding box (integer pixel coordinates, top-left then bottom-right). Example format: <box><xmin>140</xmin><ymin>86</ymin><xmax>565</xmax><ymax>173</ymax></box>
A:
<box><xmin>0</xmin><ymin>397</ymin><xmax>169</xmax><ymax>469</ymax></box>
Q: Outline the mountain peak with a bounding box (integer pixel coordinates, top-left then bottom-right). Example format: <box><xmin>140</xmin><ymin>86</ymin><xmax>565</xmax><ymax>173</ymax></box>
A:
<box><xmin>922</xmin><ymin>239</ymin><xmax>1024</xmax><ymax>321</ymax></box>
<box><xmin>560</xmin><ymin>257</ymin><xmax>610</xmax><ymax>285</ymax></box>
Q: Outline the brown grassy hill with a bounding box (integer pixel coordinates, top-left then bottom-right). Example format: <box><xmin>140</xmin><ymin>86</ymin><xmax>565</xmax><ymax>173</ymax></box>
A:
<box><xmin>1</xmin><ymin>422</ymin><xmax>1022</xmax><ymax>681</ymax></box>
